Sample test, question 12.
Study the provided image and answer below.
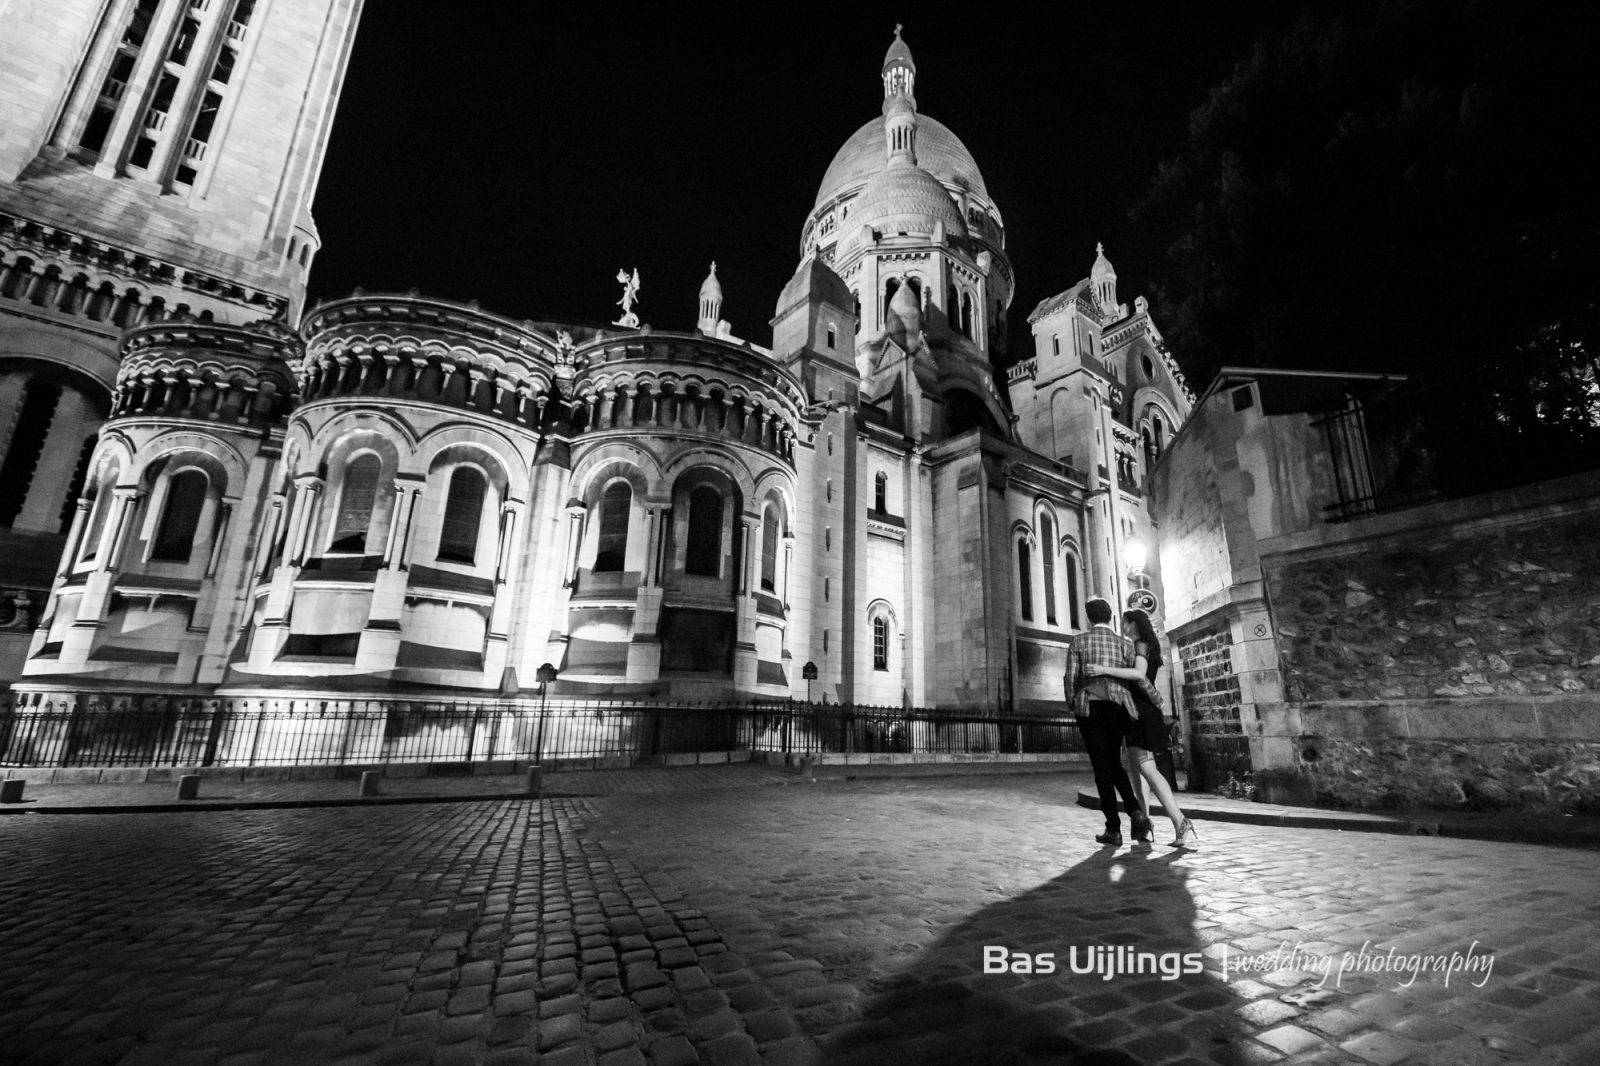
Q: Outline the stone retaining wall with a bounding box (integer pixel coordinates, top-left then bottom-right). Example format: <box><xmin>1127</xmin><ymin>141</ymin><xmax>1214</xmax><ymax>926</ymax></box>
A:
<box><xmin>1258</xmin><ymin>498</ymin><xmax>1600</xmax><ymax>812</ymax></box>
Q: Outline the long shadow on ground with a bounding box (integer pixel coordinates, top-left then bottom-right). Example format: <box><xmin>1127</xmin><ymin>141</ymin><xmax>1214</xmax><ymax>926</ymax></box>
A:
<box><xmin>822</xmin><ymin>845</ymin><xmax>1243</xmax><ymax>1065</ymax></box>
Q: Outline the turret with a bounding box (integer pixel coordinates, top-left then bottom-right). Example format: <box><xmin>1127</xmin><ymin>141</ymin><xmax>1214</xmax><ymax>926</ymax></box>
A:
<box><xmin>881</xmin><ymin>26</ymin><xmax>918</xmax><ymax>166</ymax></box>
<box><xmin>697</xmin><ymin>262</ymin><xmax>723</xmax><ymax>335</ymax></box>
<box><xmin>1092</xmin><ymin>243</ymin><xmax>1119</xmax><ymax>317</ymax></box>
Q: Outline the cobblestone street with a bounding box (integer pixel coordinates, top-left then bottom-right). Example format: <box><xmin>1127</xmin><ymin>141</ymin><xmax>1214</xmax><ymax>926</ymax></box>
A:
<box><xmin>3</xmin><ymin>775</ymin><xmax>1599</xmax><ymax>1065</ymax></box>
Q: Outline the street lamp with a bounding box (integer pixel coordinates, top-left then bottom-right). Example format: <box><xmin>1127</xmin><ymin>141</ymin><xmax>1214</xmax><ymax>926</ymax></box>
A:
<box><xmin>1123</xmin><ymin>537</ymin><xmax>1148</xmax><ymax>575</ymax></box>
<box><xmin>533</xmin><ymin>661</ymin><xmax>558</xmax><ymax>774</ymax></box>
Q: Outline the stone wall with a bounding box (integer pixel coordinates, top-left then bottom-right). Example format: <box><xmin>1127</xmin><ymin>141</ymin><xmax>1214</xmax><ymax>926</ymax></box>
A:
<box><xmin>1268</xmin><ymin>514</ymin><xmax>1600</xmax><ymax>703</ymax></box>
<box><xmin>1259</xmin><ymin>489</ymin><xmax>1600</xmax><ymax>812</ymax></box>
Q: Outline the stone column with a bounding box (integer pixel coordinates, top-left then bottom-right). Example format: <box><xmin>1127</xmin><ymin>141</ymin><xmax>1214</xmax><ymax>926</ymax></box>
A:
<box><xmin>57</xmin><ymin>499</ymin><xmax>92</xmax><ymax>580</ymax></box>
<box><xmin>286</xmin><ymin>475</ymin><xmax>324</xmax><ymax>568</ymax></box>
<box><xmin>204</xmin><ymin>502</ymin><xmax>232</xmax><ymax>578</ymax></box>
<box><xmin>94</xmin><ymin>0</ymin><xmax>187</xmax><ymax>179</ymax></box>
<box><xmin>50</xmin><ymin>0</ymin><xmax>138</xmax><ymax>150</ymax></box>
<box><xmin>732</xmin><ymin>511</ymin><xmax>761</xmax><ymax>689</ymax></box>
<box><xmin>563</xmin><ymin>503</ymin><xmax>585</xmax><ymax>586</ymax></box>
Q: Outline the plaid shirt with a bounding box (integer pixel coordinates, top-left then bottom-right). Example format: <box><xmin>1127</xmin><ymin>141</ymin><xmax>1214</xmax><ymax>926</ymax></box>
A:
<box><xmin>1068</xmin><ymin>626</ymin><xmax>1136</xmax><ymax>713</ymax></box>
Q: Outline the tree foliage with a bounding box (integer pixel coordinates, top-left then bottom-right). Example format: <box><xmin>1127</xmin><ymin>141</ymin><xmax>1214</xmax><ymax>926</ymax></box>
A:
<box><xmin>1135</xmin><ymin>0</ymin><xmax>1600</xmax><ymax>391</ymax></box>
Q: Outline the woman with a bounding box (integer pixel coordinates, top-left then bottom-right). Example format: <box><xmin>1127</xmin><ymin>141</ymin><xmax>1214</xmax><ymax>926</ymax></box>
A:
<box><xmin>1085</xmin><ymin>608</ymin><xmax>1197</xmax><ymax>849</ymax></box>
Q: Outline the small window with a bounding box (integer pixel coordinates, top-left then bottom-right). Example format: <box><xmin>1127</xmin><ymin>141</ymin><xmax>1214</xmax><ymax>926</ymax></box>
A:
<box><xmin>151</xmin><ymin>469</ymin><xmax>207</xmax><ymax>562</ymax></box>
<box><xmin>873</xmin><ymin>616</ymin><xmax>889</xmax><ymax>671</ymax></box>
<box><xmin>1041</xmin><ymin>515</ymin><xmax>1057</xmax><ymax>625</ymax></box>
<box><xmin>1141</xmin><ymin>354</ymin><xmax>1155</xmax><ymax>379</ymax></box>
<box><xmin>331</xmin><ymin>454</ymin><xmax>380</xmax><ymax>552</ymax></box>
<box><xmin>1017</xmin><ymin>540</ymin><xmax>1033</xmax><ymax>621</ymax></box>
<box><xmin>594</xmin><ymin>481</ymin><xmax>631</xmax><ymax>572</ymax></box>
<box><xmin>823</xmin><ymin>629</ymin><xmax>829</xmax><ymax>654</ymax></box>
<box><xmin>873</xmin><ymin>472</ymin><xmax>887</xmax><ymax>513</ymax></box>
<box><xmin>436</xmin><ymin>467</ymin><xmax>486</xmax><ymax>564</ymax></box>
<box><xmin>1232</xmin><ymin>386</ymin><xmax>1255</xmax><ymax>412</ymax></box>
<box><xmin>826</xmin><ymin>325</ymin><xmax>836</xmax><ymax>349</ymax></box>
<box><xmin>1052</xmin><ymin>334</ymin><xmax>1061</xmax><ymax>357</ymax></box>
<box><xmin>760</xmin><ymin>508</ymin><xmax>779</xmax><ymax>591</ymax></box>
<box><xmin>1066</xmin><ymin>555</ymin><xmax>1082</xmax><ymax>630</ymax></box>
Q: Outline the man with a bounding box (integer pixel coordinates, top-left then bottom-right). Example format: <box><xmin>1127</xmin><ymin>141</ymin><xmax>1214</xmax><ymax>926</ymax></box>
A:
<box><xmin>1068</xmin><ymin>597</ymin><xmax>1150</xmax><ymax>845</ymax></box>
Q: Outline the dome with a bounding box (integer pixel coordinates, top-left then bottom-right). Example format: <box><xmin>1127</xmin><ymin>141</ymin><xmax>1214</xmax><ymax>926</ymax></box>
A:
<box><xmin>813</xmin><ymin>115</ymin><xmax>988</xmax><ymax>210</ymax></box>
<box><xmin>840</xmin><ymin>163</ymin><xmax>967</xmax><ymax>250</ymax></box>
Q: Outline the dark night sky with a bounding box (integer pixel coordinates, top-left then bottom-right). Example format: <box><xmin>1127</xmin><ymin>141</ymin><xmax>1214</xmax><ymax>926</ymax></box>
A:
<box><xmin>307</xmin><ymin>2</ymin><xmax>1305</xmax><ymax>372</ymax></box>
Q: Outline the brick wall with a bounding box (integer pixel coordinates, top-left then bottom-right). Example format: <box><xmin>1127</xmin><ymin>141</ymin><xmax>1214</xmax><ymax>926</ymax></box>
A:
<box><xmin>1174</xmin><ymin>623</ymin><xmax>1250</xmax><ymax>787</ymax></box>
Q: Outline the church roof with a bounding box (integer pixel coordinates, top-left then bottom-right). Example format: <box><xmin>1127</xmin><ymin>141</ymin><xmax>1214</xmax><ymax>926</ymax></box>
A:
<box><xmin>1027</xmin><ymin>279</ymin><xmax>1092</xmax><ymax>323</ymax></box>
<box><xmin>775</xmin><ymin>255</ymin><xmax>854</xmax><ymax>317</ymax></box>
<box><xmin>813</xmin><ymin>115</ymin><xmax>988</xmax><ymax>209</ymax></box>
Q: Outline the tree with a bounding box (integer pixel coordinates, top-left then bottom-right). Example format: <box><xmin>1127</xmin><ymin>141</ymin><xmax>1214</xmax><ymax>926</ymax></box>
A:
<box><xmin>1134</xmin><ymin>0</ymin><xmax>1600</xmax><ymax>392</ymax></box>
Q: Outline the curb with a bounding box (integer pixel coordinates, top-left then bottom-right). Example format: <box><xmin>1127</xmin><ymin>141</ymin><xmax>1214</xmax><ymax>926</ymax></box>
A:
<box><xmin>0</xmin><ymin>791</ymin><xmax>570</xmax><ymax>815</ymax></box>
<box><xmin>1074</xmin><ymin>788</ymin><xmax>1600</xmax><ymax>849</ymax></box>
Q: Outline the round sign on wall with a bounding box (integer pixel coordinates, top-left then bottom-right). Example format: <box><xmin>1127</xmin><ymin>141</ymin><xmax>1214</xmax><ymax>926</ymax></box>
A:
<box><xmin>1127</xmin><ymin>589</ymin><xmax>1158</xmax><ymax>614</ymax></box>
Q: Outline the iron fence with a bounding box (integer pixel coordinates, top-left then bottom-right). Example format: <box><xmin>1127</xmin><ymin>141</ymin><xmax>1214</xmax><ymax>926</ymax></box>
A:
<box><xmin>0</xmin><ymin>693</ymin><xmax>1084</xmax><ymax>770</ymax></box>
<box><xmin>1317</xmin><ymin>358</ymin><xmax>1600</xmax><ymax>521</ymax></box>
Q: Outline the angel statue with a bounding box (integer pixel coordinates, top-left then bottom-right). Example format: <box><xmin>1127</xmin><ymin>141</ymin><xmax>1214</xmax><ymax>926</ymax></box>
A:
<box><xmin>613</xmin><ymin>268</ymin><xmax>641</xmax><ymax>328</ymax></box>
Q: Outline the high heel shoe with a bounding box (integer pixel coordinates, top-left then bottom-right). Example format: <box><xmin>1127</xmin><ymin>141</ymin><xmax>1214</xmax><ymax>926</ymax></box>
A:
<box><xmin>1168</xmin><ymin>818</ymin><xmax>1199</xmax><ymax>849</ymax></box>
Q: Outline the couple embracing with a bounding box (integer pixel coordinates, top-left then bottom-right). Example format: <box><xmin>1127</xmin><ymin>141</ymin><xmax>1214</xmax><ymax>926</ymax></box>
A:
<box><xmin>1068</xmin><ymin>597</ymin><xmax>1197</xmax><ymax>849</ymax></box>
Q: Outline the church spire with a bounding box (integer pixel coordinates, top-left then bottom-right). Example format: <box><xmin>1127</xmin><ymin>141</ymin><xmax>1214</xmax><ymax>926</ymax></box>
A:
<box><xmin>697</xmin><ymin>261</ymin><xmax>723</xmax><ymax>335</ymax></box>
<box><xmin>881</xmin><ymin>25</ymin><xmax>918</xmax><ymax>166</ymax></box>
<box><xmin>1091</xmin><ymin>242</ymin><xmax>1118</xmax><ymax>315</ymax></box>
<box><xmin>882</xmin><ymin>23</ymin><xmax>916</xmax><ymax>102</ymax></box>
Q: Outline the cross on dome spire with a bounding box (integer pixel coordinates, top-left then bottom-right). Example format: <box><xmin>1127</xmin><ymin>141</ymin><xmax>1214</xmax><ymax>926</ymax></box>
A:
<box><xmin>881</xmin><ymin>25</ymin><xmax>919</xmax><ymax>165</ymax></box>
<box><xmin>882</xmin><ymin>24</ymin><xmax>916</xmax><ymax>101</ymax></box>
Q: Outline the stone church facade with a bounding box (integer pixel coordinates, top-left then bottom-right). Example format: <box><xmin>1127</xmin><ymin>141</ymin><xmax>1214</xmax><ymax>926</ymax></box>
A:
<box><xmin>1</xmin><ymin>11</ymin><xmax>1192</xmax><ymax>720</ymax></box>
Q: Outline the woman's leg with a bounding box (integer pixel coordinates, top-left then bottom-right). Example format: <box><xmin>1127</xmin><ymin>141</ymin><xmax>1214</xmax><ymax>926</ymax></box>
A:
<box><xmin>1130</xmin><ymin>745</ymin><xmax>1185</xmax><ymax>829</ymax></box>
<box><xmin>1124</xmin><ymin>744</ymin><xmax>1150</xmax><ymax>820</ymax></box>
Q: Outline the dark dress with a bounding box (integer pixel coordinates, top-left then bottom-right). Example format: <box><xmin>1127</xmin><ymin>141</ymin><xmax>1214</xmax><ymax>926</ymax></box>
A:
<box><xmin>1125</xmin><ymin>640</ymin><xmax>1171</xmax><ymax>754</ymax></box>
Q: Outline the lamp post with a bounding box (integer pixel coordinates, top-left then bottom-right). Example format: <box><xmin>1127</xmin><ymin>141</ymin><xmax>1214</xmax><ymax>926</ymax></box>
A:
<box><xmin>529</xmin><ymin>662</ymin><xmax>558</xmax><ymax>796</ymax></box>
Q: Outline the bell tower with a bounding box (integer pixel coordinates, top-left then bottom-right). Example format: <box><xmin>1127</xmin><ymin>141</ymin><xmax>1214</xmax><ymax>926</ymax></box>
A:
<box><xmin>0</xmin><ymin>0</ymin><xmax>364</xmax><ymax>680</ymax></box>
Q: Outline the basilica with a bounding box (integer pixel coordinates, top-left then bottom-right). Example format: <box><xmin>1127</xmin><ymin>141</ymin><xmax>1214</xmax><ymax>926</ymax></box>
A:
<box><xmin>0</xmin><ymin>6</ymin><xmax>1191</xmax><ymax>717</ymax></box>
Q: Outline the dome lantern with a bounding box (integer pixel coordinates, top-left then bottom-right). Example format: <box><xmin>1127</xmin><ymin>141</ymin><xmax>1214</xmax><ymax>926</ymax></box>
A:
<box><xmin>1091</xmin><ymin>242</ymin><xmax>1118</xmax><ymax>315</ymax></box>
<box><xmin>881</xmin><ymin>26</ymin><xmax>919</xmax><ymax>167</ymax></box>
<box><xmin>697</xmin><ymin>261</ymin><xmax>723</xmax><ymax>335</ymax></box>
<box><xmin>882</xmin><ymin>23</ymin><xmax>916</xmax><ymax>103</ymax></box>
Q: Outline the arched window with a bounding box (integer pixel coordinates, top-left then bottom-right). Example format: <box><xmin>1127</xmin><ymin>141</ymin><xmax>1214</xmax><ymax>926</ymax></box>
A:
<box><xmin>151</xmin><ymin>469</ymin><xmax>207</xmax><ymax>562</ymax></box>
<box><xmin>437</xmin><ymin>467</ymin><xmax>486</xmax><ymax>564</ymax></box>
<box><xmin>1153</xmin><ymin>413</ymin><xmax>1166</xmax><ymax>456</ymax></box>
<box><xmin>872</xmin><ymin>616</ymin><xmax>889</xmax><ymax>671</ymax></box>
<box><xmin>853</xmin><ymin>291</ymin><xmax>861</xmax><ymax>334</ymax></box>
<box><xmin>760</xmin><ymin>507</ymin><xmax>779</xmax><ymax>592</ymax></box>
<box><xmin>948</xmin><ymin>284</ymin><xmax>960</xmax><ymax>318</ymax></box>
<box><xmin>1040</xmin><ymin>514</ymin><xmax>1057</xmax><ymax>625</ymax></box>
<box><xmin>331</xmin><ymin>454</ymin><xmax>380</xmax><ymax>552</ymax></box>
<box><xmin>883</xmin><ymin>277</ymin><xmax>899</xmax><ymax>321</ymax></box>
<box><xmin>594</xmin><ymin>481</ymin><xmax>631</xmax><ymax>572</ymax></box>
<box><xmin>960</xmin><ymin>292</ymin><xmax>974</xmax><ymax>337</ymax></box>
<box><xmin>1065</xmin><ymin>552</ymin><xmax>1082</xmax><ymax>629</ymax></box>
<box><xmin>873</xmin><ymin>471</ymin><xmax>887</xmax><ymax>514</ymax></box>
<box><xmin>1017</xmin><ymin>540</ymin><xmax>1033</xmax><ymax>621</ymax></box>
<box><xmin>684</xmin><ymin>485</ymin><xmax>722</xmax><ymax>577</ymax></box>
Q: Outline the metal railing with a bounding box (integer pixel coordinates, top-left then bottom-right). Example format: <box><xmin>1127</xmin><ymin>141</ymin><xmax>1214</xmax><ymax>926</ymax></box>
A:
<box><xmin>1317</xmin><ymin>357</ymin><xmax>1600</xmax><ymax>521</ymax></box>
<box><xmin>0</xmin><ymin>693</ymin><xmax>1084</xmax><ymax>770</ymax></box>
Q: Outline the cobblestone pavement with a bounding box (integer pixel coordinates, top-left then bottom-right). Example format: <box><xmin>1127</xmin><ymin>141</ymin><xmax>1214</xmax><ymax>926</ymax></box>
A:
<box><xmin>3</xmin><ymin>777</ymin><xmax>1599</xmax><ymax>1065</ymax></box>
